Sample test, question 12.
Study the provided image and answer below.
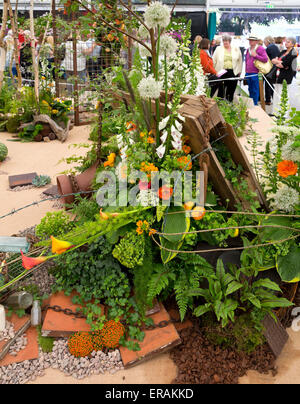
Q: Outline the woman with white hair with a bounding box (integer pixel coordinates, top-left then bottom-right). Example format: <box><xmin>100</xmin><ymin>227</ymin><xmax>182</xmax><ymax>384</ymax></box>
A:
<box><xmin>212</xmin><ymin>34</ymin><xmax>243</xmax><ymax>102</ymax></box>
<box><xmin>271</xmin><ymin>37</ymin><xmax>297</xmax><ymax>115</ymax></box>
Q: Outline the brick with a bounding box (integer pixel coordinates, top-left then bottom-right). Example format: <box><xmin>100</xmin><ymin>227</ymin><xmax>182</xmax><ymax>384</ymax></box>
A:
<box><xmin>119</xmin><ymin>302</ymin><xmax>181</xmax><ymax>369</ymax></box>
<box><xmin>0</xmin><ymin>313</ymin><xmax>39</xmax><ymax>366</ymax></box>
<box><xmin>41</xmin><ymin>291</ymin><xmax>104</xmax><ymax>338</ymax></box>
<box><xmin>8</xmin><ymin>173</ymin><xmax>38</xmax><ymax>188</ymax></box>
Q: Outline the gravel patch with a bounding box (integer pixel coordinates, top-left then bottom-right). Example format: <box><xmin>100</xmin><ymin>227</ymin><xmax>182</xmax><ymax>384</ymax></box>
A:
<box><xmin>0</xmin><ymin>339</ymin><xmax>124</xmax><ymax>384</ymax></box>
<box><xmin>0</xmin><ymin>321</ymin><xmax>28</xmax><ymax>355</ymax></box>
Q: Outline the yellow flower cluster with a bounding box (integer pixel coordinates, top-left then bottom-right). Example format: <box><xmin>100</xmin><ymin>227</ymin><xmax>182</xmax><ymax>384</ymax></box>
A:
<box><xmin>136</xmin><ymin>220</ymin><xmax>149</xmax><ymax>235</ymax></box>
<box><xmin>140</xmin><ymin>162</ymin><xmax>158</xmax><ymax>179</ymax></box>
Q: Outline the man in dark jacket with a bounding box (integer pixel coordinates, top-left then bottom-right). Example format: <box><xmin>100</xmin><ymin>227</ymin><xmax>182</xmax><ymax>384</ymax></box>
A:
<box><xmin>264</xmin><ymin>36</ymin><xmax>280</xmax><ymax>104</ymax></box>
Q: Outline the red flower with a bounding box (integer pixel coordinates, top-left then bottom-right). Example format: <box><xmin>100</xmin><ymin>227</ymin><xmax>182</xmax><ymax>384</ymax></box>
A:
<box><xmin>21</xmin><ymin>251</ymin><xmax>48</xmax><ymax>270</ymax></box>
<box><xmin>158</xmin><ymin>186</ymin><xmax>173</xmax><ymax>200</ymax></box>
<box><xmin>139</xmin><ymin>180</ymin><xmax>151</xmax><ymax>191</ymax></box>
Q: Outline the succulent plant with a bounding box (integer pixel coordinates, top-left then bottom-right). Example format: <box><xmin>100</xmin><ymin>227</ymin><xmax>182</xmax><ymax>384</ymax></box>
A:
<box><xmin>32</xmin><ymin>174</ymin><xmax>51</xmax><ymax>187</ymax></box>
<box><xmin>0</xmin><ymin>142</ymin><xmax>8</xmax><ymax>162</ymax></box>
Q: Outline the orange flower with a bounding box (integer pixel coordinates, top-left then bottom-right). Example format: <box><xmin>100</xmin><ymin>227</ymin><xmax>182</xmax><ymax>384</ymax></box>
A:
<box><xmin>103</xmin><ymin>152</ymin><xmax>116</xmax><ymax>168</ymax></box>
<box><xmin>147</xmin><ymin>137</ymin><xmax>155</xmax><ymax>144</ymax></box>
<box><xmin>191</xmin><ymin>206</ymin><xmax>206</xmax><ymax>220</ymax></box>
<box><xmin>149</xmin><ymin>228</ymin><xmax>157</xmax><ymax>236</ymax></box>
<box><xmin>136</xmin><ymin>220</ymin><xmax>149</xmax><ymax>235</ymax></box>
<box><xmin>140</xmin><ymin>131</ymin><xmax>146</xmax><ymax>138</ymax></box>
<box><xmin>107</xmin><ymin>33</ymin><xmax>114</xmax><ymax>42</ymax></box>
<box><xmin>158</xmin><ymin>186</ymin><xmax>173</xmax><ymax>201</ymax></box>
<box><xmin>177</xmin><ymin>155</ymin><xmax>192</xmax><ymax>171</ymax></box>
<box><xmin>182</xmin><ymin>145</ymin><xmax>191</xmax><ymax>154</ymax></box>
<box><xmin>51</xmin><ymin>236</ymin><xmax>73</xmax><ymax>255</ymax></box>
<box><xmin>126</xmin><ymin>121</ymin><xmax>137</xmax><ymax>132</ymax></box>
<box><xmin>184</xmin><ymin>201</ymin><xmax>195</xmax><ymax>211</ymax></box>
<box><xmin>277</xmin><ymin>160</ymin><xmax>298</xmax><ymax>178</ymax></box>
<box><xmin>21</xmin><ymin>251</ymin><xmax>48</xmax><ymax>270</ymax></box>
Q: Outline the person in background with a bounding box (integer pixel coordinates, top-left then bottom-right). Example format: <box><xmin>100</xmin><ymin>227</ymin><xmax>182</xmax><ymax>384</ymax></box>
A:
<box><xmin>212</xmin><ymin>34</ymin><xmax>243</xmax><ymax>102</ymax></box>
<box><xmin>61</xmin><ymin>32</ymin><xmax>97</xmax><ymax>93</ymax></box>
<box><xmin>85</xmin><ymin>32</ymin><xmax>102</xmax><ymax>82</ymax></box>
<box><xmin>245</xmin><ymin>35</ymin><xmax>268</xmax><ymax>106</ymax></box>
<box><xmin>263</xmin><ymin>35</ymin><xmax>280</xmax><ymax>105</ymax></box>
<box><xmin>19</xmin><ymin>30</ymin><xmax>33</xmax><ymax>82</ymax></box>
<box><xmin>209</xmin><ymin>38</ymin><xmax>217</xmax><ymax>55</ymax></box>
<box><xmin>4</xmin><ymin>30</ymin><xmax>17</xmax><ymax>79</ymax></box>
<box><xmin>274</xmin><ymin>37</ymin><xmax>285</xmax><ymax>52</ymax></box>
<box><xmin>272</xmin><ymin>37</ymin><xmax>297</xmax><ymax>115</ymax></box>
<box><xmin>189</xmin><ymin>35</ymin><xmax>202</xmax><ymax>55</ymax></box>
<box><xmin>199</xmin><ymin>38</ymin><xmax>218</xmax><ymax>97</ymax></box>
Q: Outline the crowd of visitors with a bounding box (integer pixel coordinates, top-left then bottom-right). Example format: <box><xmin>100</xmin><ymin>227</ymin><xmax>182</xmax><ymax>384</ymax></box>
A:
<box><xmin>197</xmin><ymin>33</ymin><xmax>298</xmax><ymax>113</ymax></box>
<box><xmin>2</xmin><ymin>26</ymin><xmax>299</xmax><ymax>114</ymax></box>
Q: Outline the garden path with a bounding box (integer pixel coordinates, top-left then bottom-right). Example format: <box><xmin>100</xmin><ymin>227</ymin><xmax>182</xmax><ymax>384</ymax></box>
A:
<box><xmin>0</xmin><ymin>126</ymin><xmax>92</xmax><ymax>236</ymax></box>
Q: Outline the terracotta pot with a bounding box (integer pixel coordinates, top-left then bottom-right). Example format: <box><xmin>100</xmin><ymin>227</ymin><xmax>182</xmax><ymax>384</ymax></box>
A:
<box><xmin>56</xmin><ymin>162</ymin><xmax>99</xmax><ymax>208</ymax></box>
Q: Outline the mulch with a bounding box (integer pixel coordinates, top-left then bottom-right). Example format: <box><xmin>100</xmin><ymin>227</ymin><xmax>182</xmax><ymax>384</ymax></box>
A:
<box><xmin>170</xmin><ymin>325</ymin><xmax>277</xmax><ymax>384</ymax></box>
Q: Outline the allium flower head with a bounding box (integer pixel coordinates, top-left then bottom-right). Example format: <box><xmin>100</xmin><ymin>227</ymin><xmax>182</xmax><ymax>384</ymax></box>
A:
<box><xmin>159</xmin><ymin>35</ymin><xmax>178</xmax><ymax>57</ymax></box>
<box><xmin>138</xmin><ymin>76</ymin><xmax>163</xmax><ymax>99</ymax></box>
<box><xmin>139</xmin><ymin>43</ymin><xmax>152</xmax><ymax>58</ymax></box>
<box><xmin>144</xmin><ymin>1</ymin><xmax>171</xmax><ymax>29</ymax></box>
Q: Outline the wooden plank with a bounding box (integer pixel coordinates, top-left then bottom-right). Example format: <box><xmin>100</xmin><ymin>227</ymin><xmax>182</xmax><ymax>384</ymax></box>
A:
<box><xmin>262</xmin><ymin>313</ymin><xmax>289</xmax><ymax>358</ymax></box>
<box><xmin>218</xmin><ymin>123</ymin><xmax>269</xmax><ymax>210</ymax></box>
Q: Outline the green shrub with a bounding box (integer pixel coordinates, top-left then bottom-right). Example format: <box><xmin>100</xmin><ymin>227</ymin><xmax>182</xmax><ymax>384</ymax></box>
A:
<box><xmin>35</xmin><ymin>211</ymin><xmax>74</xmax><ymax>240</ymax></box>
<box><xmin>0</xmin><ymin>142</ymin><xmax>8</xmax><ymax>162</ymax></box>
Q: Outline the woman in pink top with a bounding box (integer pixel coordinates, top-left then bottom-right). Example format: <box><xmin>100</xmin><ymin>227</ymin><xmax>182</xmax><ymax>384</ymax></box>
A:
<box><xmin>245</xmin><ymin>36</ymin><xmax>268</xmax><ymax>105</ymax></box>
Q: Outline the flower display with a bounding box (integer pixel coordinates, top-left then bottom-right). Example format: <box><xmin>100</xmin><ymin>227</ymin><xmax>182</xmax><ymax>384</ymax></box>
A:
<box><xmin>277</xmin><ymin>160</ymin><xmax>298</xmax><ymax>178</ymax></box>
<box><xmin>137</xmin><ymin>76</ymin><xmax>163</xmax><ymax>100</ymax></box>
<box><xmin>144</xmin><ymin>1</ymin><xmax>171</xmax><ymax>29</ymax></box>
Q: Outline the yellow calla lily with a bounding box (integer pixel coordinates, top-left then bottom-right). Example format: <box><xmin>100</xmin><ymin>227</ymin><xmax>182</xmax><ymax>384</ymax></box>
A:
<box><xmin>51</xmin><ymin>236</ymin><xmax>73</xmax><ymax>255</ymax></box>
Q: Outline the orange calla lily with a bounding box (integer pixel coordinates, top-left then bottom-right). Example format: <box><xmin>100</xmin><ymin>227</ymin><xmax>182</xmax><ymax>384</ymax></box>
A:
<box><xmin>50</xmin><ymin>236</ymin><xmax>73</xmax><ymax>255</ymax></box>
<box><xmin>21</xmin><ymin>251</ymin><xmax>48</xmax><ymax>270</ymax></box>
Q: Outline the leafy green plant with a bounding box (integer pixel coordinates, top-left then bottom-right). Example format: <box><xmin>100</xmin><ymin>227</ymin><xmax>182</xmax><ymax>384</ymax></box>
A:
<box><xmin>0</xmin><ymin>142</ymin><xmax>8</xmax><ymax>162</ymax></box>
<box><xmin>35</xmin><ymin>211</ymin><xmax>75</xmax><ymax>240</ymax></box>
<box><xmin>113</xmin><ymin>231</ymin><xmax>145</xmax><ymax>268</ymax></box>
<box><xmin>18</xmin><ymin>123</ymin><xmax>44</xmax><ymax>142</ymax></box>
<box><xmin>188</xmin><ymin>259</ymin><xmax>293</xmax><ymax>328</ymax></box>
<box><xmin>216</xmin><ymin>98</ymin><xmax>249</xmax><ymax>138</ymax></box>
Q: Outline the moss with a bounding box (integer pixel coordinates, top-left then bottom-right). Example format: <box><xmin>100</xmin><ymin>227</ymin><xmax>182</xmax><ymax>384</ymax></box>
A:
<box><xmin>201</xmin><ymin>312</ymin><xmax>265</xmax><ymax>354</ymax></box>
<box><xmin>37</xmin><ymin>326</ymin><xmax>54</xmax><ymax>353</ymax></box>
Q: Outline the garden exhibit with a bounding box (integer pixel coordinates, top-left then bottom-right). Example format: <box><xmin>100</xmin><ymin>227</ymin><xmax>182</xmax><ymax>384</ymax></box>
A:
<box><xmin>0</xmin><ymin>0</ymin><xmax>299</xmax><ymax>386</ymax></box>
